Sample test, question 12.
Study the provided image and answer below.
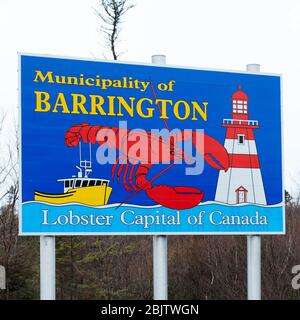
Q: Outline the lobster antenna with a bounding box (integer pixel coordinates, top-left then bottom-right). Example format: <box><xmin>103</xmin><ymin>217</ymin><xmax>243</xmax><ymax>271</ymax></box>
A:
<box><xmin>150</xmin><ymin>81</ymin><xmax>169</xmax><ymax>131</ymax></box>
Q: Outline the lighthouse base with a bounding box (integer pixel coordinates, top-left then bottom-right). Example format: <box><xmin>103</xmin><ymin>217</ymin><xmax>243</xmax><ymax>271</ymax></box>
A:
<box><xmin>215</xmin><ymin>168</ymin><xmax>266</xmax><ymax>205</ymax></box>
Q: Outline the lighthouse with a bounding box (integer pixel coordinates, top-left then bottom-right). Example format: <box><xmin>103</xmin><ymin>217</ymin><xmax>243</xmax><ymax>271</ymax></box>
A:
<box><xmin>215</xmin><ymin>85</ymin><xmax>266</xmax><ymax>205</ymax></box>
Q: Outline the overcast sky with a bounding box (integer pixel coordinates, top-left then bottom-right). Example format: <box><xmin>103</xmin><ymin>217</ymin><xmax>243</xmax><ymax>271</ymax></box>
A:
<box><xmin>0</xmin><ymin>0</ymin><xmax>299</xmax><ymax>194</ymax></box>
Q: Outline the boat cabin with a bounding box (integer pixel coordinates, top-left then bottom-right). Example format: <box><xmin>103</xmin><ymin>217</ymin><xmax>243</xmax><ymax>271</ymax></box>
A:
<box><xmin>57</xmin><ymin>178</ymin><xmax>110</xmax><ymax>193</ymax></box>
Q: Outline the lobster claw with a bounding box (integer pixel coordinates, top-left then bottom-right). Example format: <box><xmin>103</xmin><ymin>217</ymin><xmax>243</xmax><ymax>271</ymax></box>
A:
<box><xmin>136</xmin><ymin>170</ymin><xmax>204</xmax><ymax>210</ymax></box>
<box><xmin>177</xmin><ymin>131</ymin><xmax>229</xmax><ymax>172</ymax></box>
<box><xmin>202</xmin><ymin>134</ymin><xmax>229</xmax><ymax>172</ymax></box>
<box><xmin>146</xmin><ymin>185</ymin><xmax>204</xmax><ymax>210</ymax></box>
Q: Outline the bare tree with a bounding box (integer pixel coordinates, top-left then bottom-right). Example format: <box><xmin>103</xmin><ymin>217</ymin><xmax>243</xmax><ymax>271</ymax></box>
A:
<box><xmin>0</xmin><ymin>116</ymin><xmax>18</xmax><ymax>203</ymax></box>
<box><xmin>0</xmin><ymin>113</ymin><xmax>12</xmax><ymax>201</ymax></box>
<box><xmin>0</xmin><ymin>112</ymin><xmax>20</xmax><ymax>297</ymax></box>
<box><xmin>95</xmin><ymin>0</ymin><xmax>134</xmax><ymax>60</ymax></box>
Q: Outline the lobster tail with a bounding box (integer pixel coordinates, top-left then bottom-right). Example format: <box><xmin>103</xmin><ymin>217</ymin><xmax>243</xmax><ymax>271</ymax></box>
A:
<box><xmin>64</xmin><ymin>123</ymin><xmax>116</xmax><ymax>147</ymax></box>
<box><xmin>64</xmin><ymin>123</ymin><xmax>91</xmax><ymax>147</ymax></box>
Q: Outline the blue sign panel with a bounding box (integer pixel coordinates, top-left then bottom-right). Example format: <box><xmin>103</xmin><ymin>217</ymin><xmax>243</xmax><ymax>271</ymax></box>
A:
<box><xmin>19</xmin><ymin>53</ymin><xmax>284</xmax><ymax>235</ymax></box>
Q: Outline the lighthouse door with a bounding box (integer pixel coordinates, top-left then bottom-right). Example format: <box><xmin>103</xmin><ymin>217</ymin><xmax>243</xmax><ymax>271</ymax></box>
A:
<box><xmin>236</xmin><ymin>186</ymin><xmax>247</xmax><ymax>204</ymax></box>
<box><xmin>238</xmin><ymin>191</ymin><xmax>245</xmax><ymax>203</ymax></box>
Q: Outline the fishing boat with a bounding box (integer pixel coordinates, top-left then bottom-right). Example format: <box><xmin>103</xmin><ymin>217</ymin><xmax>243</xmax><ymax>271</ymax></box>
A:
<box><xmin>34</xmin><ymin>143</ymin><xmax>112</xmax><ymax>206</ymax></box>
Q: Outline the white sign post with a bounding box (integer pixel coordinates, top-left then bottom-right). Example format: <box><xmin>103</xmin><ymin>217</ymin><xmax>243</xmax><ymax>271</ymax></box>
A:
<box><xmin>153</xmin><ymin>235</ymin><xmax>168</xmax><ymax>300</ymax></box>
<box><xmin>0</xmin><ymin>265</ymin><xmax>5</xmax><ymax>290</ymax></box>
<box><xmin>247</xmin><ymin>235</ymin><xmax>261</xmax><ymax>299</ymax></box>
<box><xmin>40</xmin><ymin>236</ymin><xmax>56</xmax><ymax>300</ymax></box>
<box><xmin>152</xmin><ymin>54</ymin><xmax>168</xmax><ymax>300</ymax></box>
<box><xmin>246</xmin><ymin>63</ymin><xmax>262</xmax><ymax>301</ymax></box>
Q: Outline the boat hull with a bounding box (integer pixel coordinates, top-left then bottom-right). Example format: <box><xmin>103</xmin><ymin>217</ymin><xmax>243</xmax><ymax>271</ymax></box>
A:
<box><xmin>34</xmin><ymin>185</ymin><xmax>112</xmax><ymax>206</ymax></box>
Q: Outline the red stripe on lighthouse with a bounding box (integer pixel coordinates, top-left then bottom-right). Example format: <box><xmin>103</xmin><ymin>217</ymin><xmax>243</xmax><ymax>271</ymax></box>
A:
<box><xmin>228</xmin><ymin>154</ymin><xmax>260</xmax><ymax>168</ymax></box>
<box><xmin>225</xmin><ymin>128</ymin><xmax>256</xmax><ymax>140</ymax></box>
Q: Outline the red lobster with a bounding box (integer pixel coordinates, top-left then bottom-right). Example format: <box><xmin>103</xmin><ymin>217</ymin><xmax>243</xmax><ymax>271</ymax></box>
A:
<box><xmin>64</xmin><ymin>123</ymin><xmax>229</xmax><ymax>209</ymax></box>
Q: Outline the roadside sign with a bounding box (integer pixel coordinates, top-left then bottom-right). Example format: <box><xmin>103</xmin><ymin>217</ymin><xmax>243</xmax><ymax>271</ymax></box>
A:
<box><xmin>19</xmin><ymin>54</ymin><xmax>284</xmax><ymax>235</ymax></box>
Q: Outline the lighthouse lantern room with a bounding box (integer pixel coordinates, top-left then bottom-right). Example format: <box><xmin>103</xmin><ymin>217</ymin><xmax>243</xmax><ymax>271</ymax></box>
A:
<box><xmin>215</xmin><ymin>86</ymin><xmax>266</xmax><ymax>205</ymax></box>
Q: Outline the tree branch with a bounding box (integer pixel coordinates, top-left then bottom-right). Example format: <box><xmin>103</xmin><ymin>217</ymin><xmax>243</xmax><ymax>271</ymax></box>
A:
<box><xmin>95</xmin><ymin>0</ymin><xmax>134</xmax><ymax>60</ymax></box>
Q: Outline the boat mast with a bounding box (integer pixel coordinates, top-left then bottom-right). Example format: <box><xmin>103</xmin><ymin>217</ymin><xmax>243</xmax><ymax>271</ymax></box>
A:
<box><xmin>78</xmin><ymin>141</ymin><xmax>92</xmax><ymax>178</ymax></box>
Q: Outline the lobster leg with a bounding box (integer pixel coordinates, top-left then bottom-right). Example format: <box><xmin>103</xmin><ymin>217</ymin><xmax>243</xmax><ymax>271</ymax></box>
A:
<box><xmin>122</xmin><ymin>163</ymin><xmax>132</xmax><ymax>192</ymax></box>
<box><xmin>111</xmin><ymin>156</ymin><xmax>120</xmax><ymax>181</ymax></box>
<box><xmin>117</xmin><ymin>163</ymin><xmax>125</xmax><ymax>182</ymax></box>
<box><xmin>112</xmin><ymin>156</ymin><xmax>138</xmax><ymax>192</ymax></box>
<box><xmin>128</xmin><ymin>164</ymin><xmax>138</xmax><ymax>191</ymax></box>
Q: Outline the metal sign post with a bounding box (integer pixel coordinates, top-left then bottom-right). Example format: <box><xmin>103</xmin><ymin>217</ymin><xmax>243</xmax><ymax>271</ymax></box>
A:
<box><xmin>247</xmin><ymin>234</ymin><xmax>261</xmax><ymax>299</ymax></box>
<box><xmin>153</xmin><ymin>235</ymin><xmax>168</xmax><ymax>300</ymax></box>
<box><xmin>40</xmin><ymin>236</ymin><xmax>56</xmax><ymax>300</ymax></box>
<box><xmin>0</xmin><ymin>265</ymin><xmax>5</xmax><ymax>290</ymax></box>
<box><xmin>152</xmin><ymin>54</ymin><xmax>168</xmax><ymax>300</ymax></box>
<box><xmin>246</xmin><ymin>63</ymin><xmax>262</xmax><ymax>300</ymax></box>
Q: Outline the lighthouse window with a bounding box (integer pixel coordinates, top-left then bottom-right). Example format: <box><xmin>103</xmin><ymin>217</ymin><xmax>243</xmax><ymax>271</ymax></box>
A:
<box><xmin>238</xmin><ymin>134</ymin><xmax>245</xmax><ymax>144</ymax></box>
